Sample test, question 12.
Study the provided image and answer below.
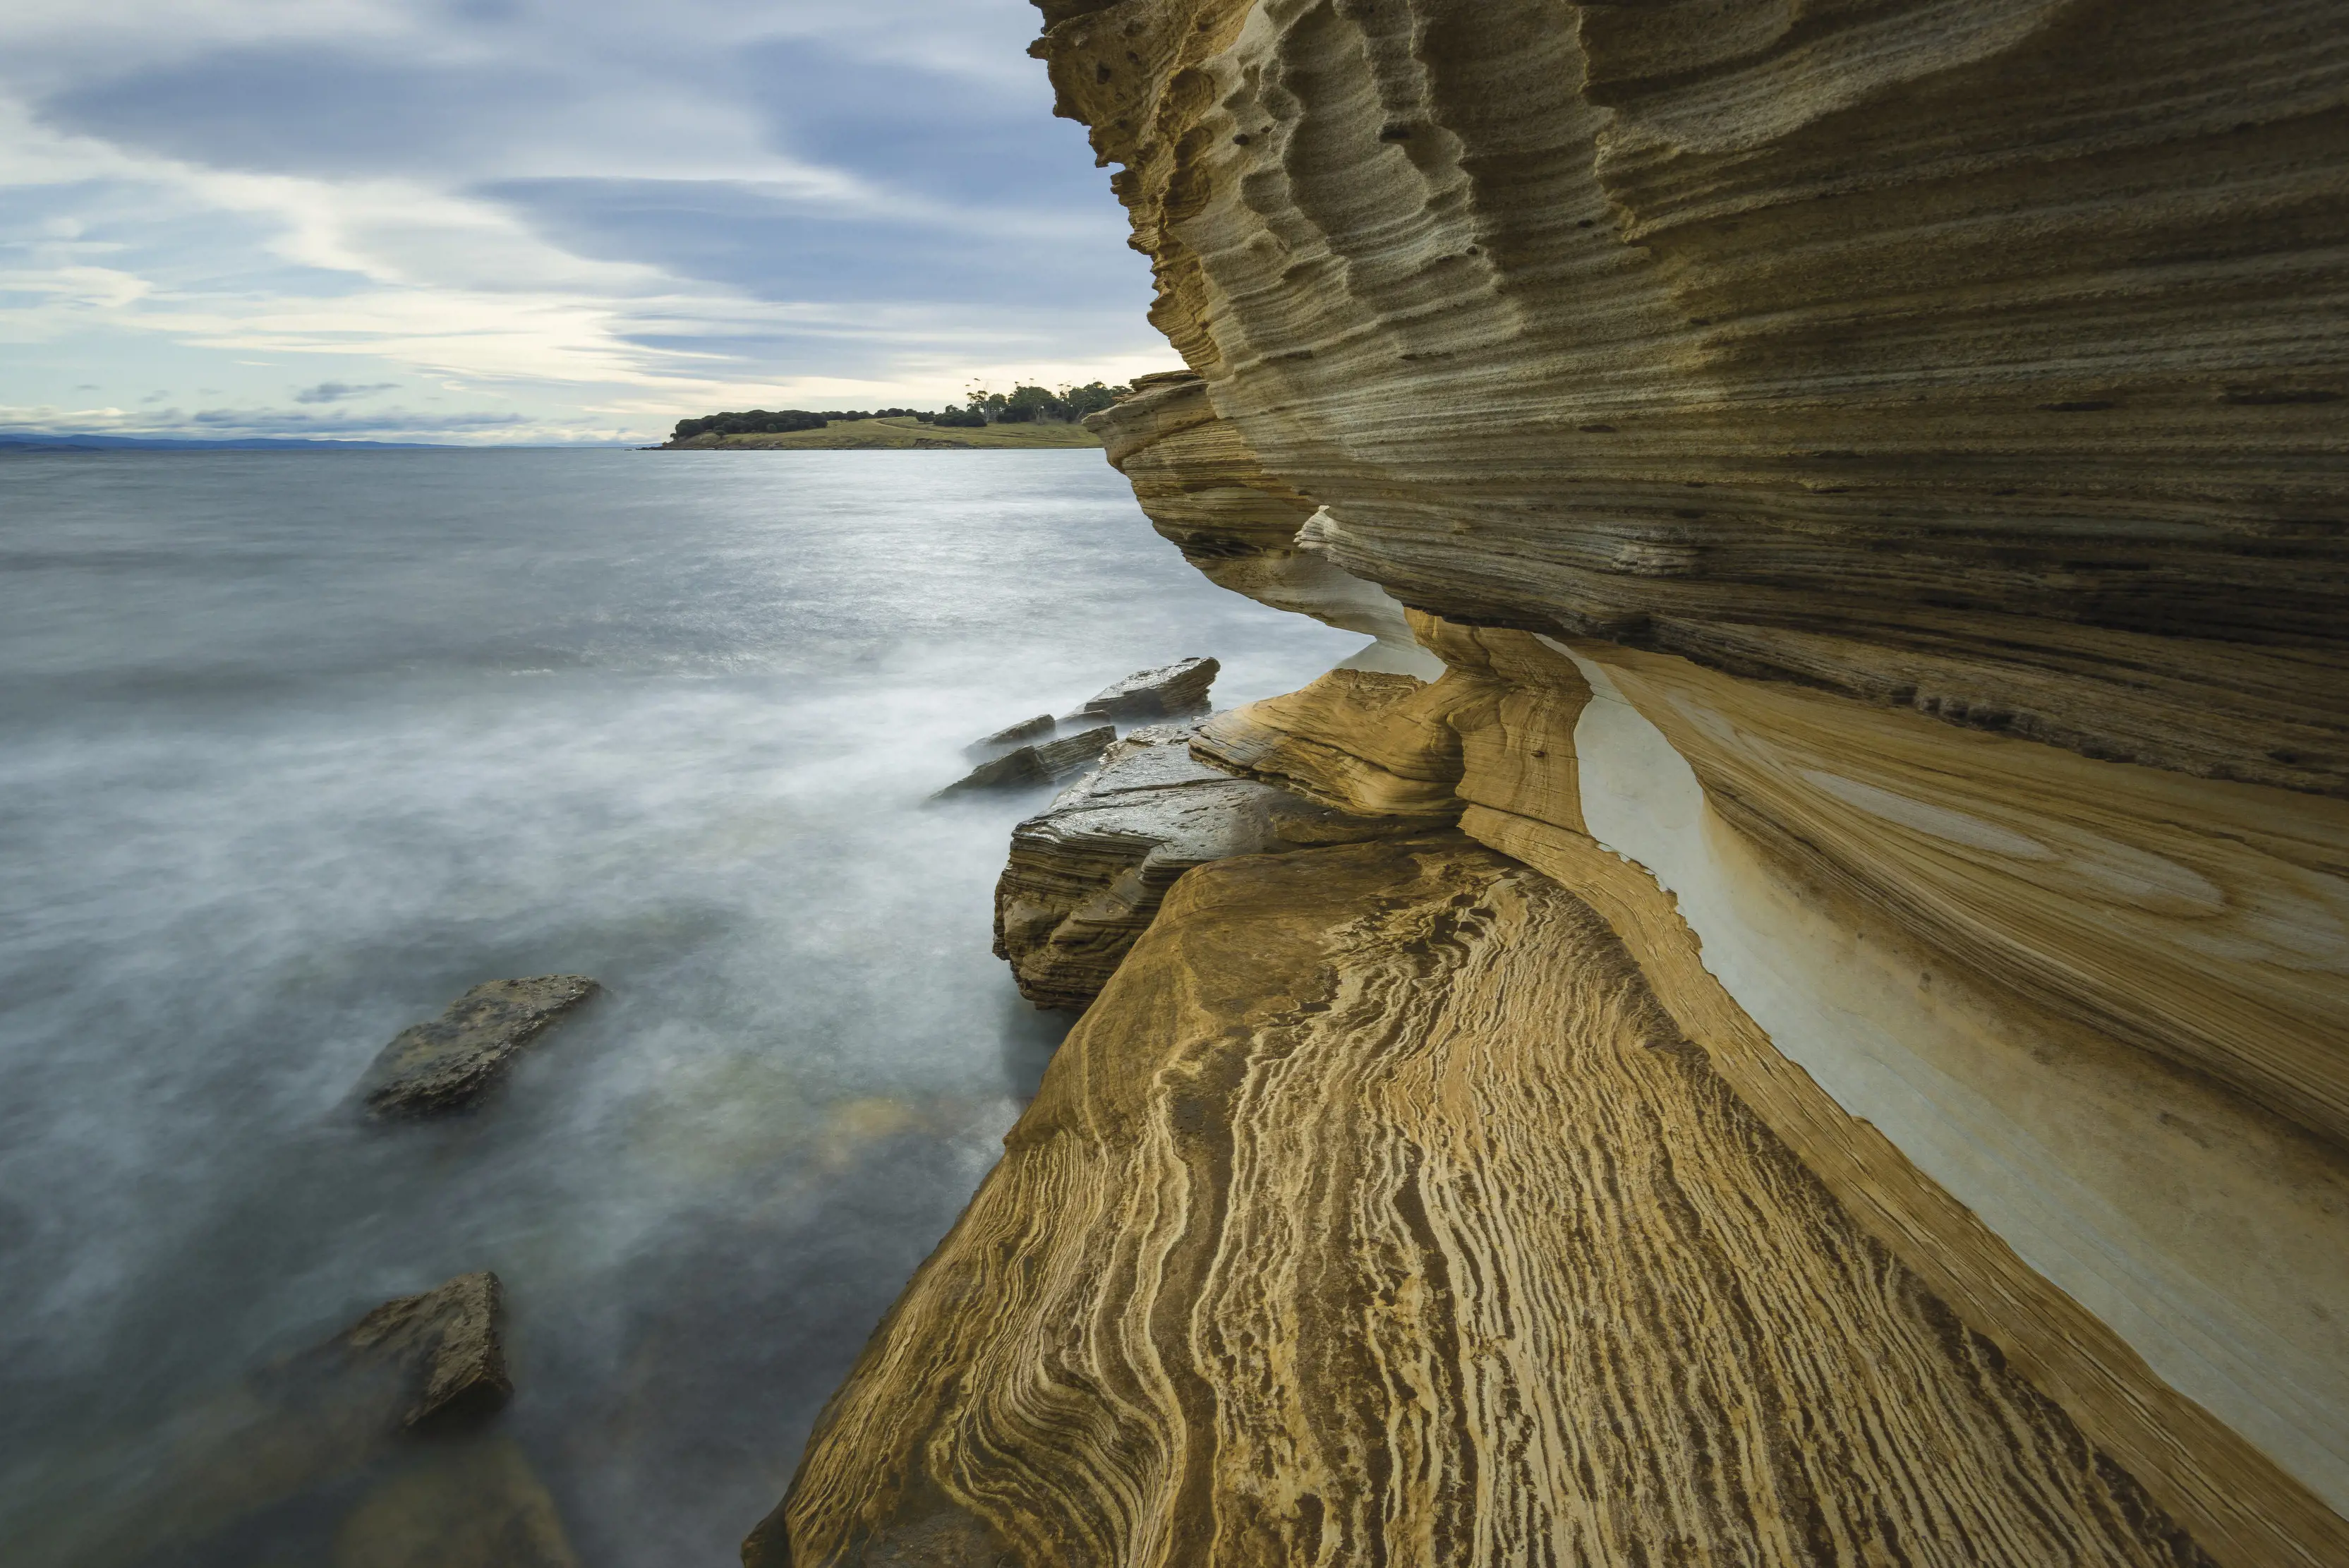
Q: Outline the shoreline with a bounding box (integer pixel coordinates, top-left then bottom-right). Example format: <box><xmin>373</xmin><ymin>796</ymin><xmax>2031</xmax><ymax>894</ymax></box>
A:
<box><xmin>657</xmin><ymin>416</ymin><xmax>1100</xmax><ymax>452</ymax></box>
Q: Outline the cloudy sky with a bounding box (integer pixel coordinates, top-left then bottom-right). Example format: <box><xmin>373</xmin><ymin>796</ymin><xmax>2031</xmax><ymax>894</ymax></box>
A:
<box><xmin>0</xmin><ymin>0</ymin><xmax>1171</xmax><ymax>445</ymax></box>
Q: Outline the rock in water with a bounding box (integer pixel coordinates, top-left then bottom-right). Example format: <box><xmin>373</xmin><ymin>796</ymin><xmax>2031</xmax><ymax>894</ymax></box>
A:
<box><xmin>1032</xmin><ymin>727</ymin><xmax>1116</xmax><ymax>778</ymax></box>
<box><xmin>995</xmin><ymin>725</ymin><xmax>1413</xmax><ymax>1007</ymax></box>
<box><xmin>336</xmin><ymin>1270</ymin><xmax>512</xmax><ymax>1430</ymax></box>
<box><xmin>361</xmin><ymin>977</ymin><xmax>598</xmax><ymax>1117</ymax></box>
<box><xmin>15</xmin><ymin>1271</ymin><xmax>526</xmax><ymax>1567</ymax></box>
<box><xmin>964</xmin><ymin>713</ymin><xmax>1055</xmax><ymax>756</ymax></box>
<box><xmin>1071</xmin><ymin>656</ymin><xmax>1218</xmax><ymax>720</ymax></box>
<box><xmin>931</xmin><ymin>725</ymin><xmax>1113</xmax><ymax>798</ymax></box>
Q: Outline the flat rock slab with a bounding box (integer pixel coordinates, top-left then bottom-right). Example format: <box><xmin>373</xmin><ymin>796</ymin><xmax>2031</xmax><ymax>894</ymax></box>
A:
<box><xmin>774</xmin><ymin>839</ymin><xmax>2220</xmax><ymax>1568</ymax></box>
<box><xmin>1072</xmin><ymin>657</ymin><xmax>1219</xmax><ymax>720</ymax></box>
<box><xmin>994</xmin><ymin>725</ymin><xmax>1415</xmax><ymax>1007</ymax></box>
<box><xmin>934</xmin><ymin>726</ymin><xmax>1114</xmax><ymax>799</ymax></box>
<box><xmin>965</xmin><ymin>713</ymin><xmax>1055</xmax><ymax>756</ymax></box>
<box><xmin>362</xmin><ymin>977</ymin><xmax>598</xmax><ymax>1118</ymax></box>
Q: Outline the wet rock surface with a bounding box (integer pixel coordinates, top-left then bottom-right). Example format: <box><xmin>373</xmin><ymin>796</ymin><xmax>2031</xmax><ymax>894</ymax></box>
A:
<box><xmin>1070</xmin><ymin>656</ymin><xmax>1218</xmax><ymax>720</ymax></box>
<box><xmin>933</xmin><ymin>725</ymin><xmax>1114</xmax><ymax>798</ymax></box>
<box><xmin>361</xmin><ymin>977</ymin><xmax>598</xmax><ymax>1118</ymax></box>
<box><xmin>994</xmin><ymin>725</ymin><xmax>1413</xmax><ymax>1008</ymax></box>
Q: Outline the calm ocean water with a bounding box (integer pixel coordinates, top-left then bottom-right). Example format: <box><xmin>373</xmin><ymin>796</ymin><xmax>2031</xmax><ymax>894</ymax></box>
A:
<box><xmin>0</xmin><ymin>447</ymin><xmax>1361</xmax><ymax>1564</ymax></box>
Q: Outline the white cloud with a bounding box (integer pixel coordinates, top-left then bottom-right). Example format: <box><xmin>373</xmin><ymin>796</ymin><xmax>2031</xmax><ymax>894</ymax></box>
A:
<box><xmin>0</xmin><ymin>1</ymin><xmax>1159</xmax><ymax>443</ymax></box>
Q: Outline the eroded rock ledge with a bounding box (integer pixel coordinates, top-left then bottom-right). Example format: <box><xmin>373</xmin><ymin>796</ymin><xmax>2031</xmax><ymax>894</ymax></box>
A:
<box><xmin>766</xmin><ymin>838</ymin><xmax>2216</xmax><ymax>1567</ymax></box>
<box><xmin>1041</xmin><ymin>0</ymin><xmax>2349</xmax><ymax>797</ymax></box>
<box><xmin>994</xmin><ymin>725</ymin><xmax>1411</xmax><ymax>1008</ymax></box>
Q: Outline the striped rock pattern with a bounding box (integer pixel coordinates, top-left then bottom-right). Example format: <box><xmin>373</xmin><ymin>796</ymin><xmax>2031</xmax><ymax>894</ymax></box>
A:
<box><xmin>1014</xmin><ymin>1</ymin><xmax>2349</xmax><ymax>1552</ymax></box>
<box><xmin>1173</xmin><ymin>618</ymin><xmax>2349</xmax><ymax>1562</ymax></box>
<box><xmin>760</xmin><ymin>837</ymin><xmax>2212</xmax><ymax>1567</ymax></box>
<box><xmin>1034</xmin><ymin>0</ymin><xmax>2349</xmax><ymax>795</ymax></box>
<box><xmin>1085</xmin><ymin>370</ymin><xmax>1430</xmax><ymax>665</ymax></box>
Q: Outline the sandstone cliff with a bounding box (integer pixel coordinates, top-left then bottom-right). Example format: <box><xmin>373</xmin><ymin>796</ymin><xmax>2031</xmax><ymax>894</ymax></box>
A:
<box><xmin>757</xmin><ymin>4</ymin><xmax>2349</xmax><ymax>1564</ymax></box>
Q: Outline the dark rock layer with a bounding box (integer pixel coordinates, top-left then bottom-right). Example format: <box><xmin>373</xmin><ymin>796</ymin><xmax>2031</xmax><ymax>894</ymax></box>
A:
<box><xmin>1070</xmin><ymin>656</ymin><xmax>1219</xmax><ymax>720</ymax></box>
<box><xmin>935</xmin><ymin>726</ymin><xmax>1117</xmax><ymax>797</ymax></box>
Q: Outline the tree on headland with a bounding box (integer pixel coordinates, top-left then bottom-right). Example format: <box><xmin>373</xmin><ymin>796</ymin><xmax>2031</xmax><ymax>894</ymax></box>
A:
<box><xmin>960</xmin><ymin>381</ymin><xmax>1130</xmax><ymax>426</ymax></box>
<box><xmin>1058</xmin><ymin>382</ymin><xmax>1125</xmax><ymax>420</ymax></box>
<box><xmin>671</xmin><ymin>406</ymin><xmax>946</xmax><ymax>441</ymax></box>
<box><xmin>666</xmin><ymin>389</ymin><xmax>1129</xmax><ymax>442</ymax></box>
<box><xmin>672</xmin><ymin>409</ymin><xmax>827</xmax><ymax>440</ymax></box>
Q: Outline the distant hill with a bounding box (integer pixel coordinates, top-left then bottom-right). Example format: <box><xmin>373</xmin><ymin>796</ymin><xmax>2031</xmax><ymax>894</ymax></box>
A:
<box><xmin>660</xmin><ymin>417</ymin><xmax>1101</xmax><ymax>451</ymax></box>
<box><xmin>0</xmin><ymin>433</ymin><xmax>454</xmax><ymax>451</ymax></box>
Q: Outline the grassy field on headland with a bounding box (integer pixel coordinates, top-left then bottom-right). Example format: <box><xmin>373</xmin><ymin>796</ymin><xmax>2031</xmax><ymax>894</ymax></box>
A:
<box><xmin>662</xmin><ymin>417</ymin><xmax>1101</xmax><ymax>451</ymax></box>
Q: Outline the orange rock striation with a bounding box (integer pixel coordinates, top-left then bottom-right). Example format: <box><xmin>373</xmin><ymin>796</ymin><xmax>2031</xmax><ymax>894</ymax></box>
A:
<box><xmin>758</xmin><ymin>4</ymin><xmax>2349</xmax><ymax>1565</ymax></box>
<box><xmin>768</xmin><ymin>838</ymin><xmax>2229</xmax><ymax>1567</ymax></box>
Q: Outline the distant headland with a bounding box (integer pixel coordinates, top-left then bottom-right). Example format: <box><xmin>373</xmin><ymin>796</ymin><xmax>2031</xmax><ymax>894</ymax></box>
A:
<box><xmin>657</xmin><ymin>382</ymin><xmax>1125</xmax><ymax>450</ymax></box>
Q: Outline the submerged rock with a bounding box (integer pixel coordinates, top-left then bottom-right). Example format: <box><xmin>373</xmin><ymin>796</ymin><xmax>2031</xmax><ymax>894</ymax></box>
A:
<box><xmin>965</xmin><ymin>713</ymin><xmax>1055</xmax><ymax>756</ymax></box>
<box><xmin>332</xmin><ymin>1436</ymin><xmax>581</xmax><ymax>1568</ymax></box>
<box><xmin>361</xmin><ymin>977</ymin><xmax>598</xmax><ymax>1118</ymax></box>
<box><xmin>1071</xmin><ymin>656</ymin><xmax>1219</xmax><ymax>720</ymax></box>
<box><xmin>994</xmin><ymin>725</ymin><xmax>1411</xmax><ymax>1008</ymax></box>
<box><xmin>933</xmin><ymin>725</ymin><xmax>1114</xmax><ymax>799</ymax></box>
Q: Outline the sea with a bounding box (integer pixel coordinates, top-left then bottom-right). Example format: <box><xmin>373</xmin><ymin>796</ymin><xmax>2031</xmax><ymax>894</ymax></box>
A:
<box><xmin>0</xmin><ymin>447</ymin><xmax>1363</xmax><ymax>1564</ymax></box>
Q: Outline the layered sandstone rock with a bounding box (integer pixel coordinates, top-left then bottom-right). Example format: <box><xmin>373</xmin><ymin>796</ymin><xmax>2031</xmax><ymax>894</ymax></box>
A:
<box><xmin>1190</xmin><ymin>665</ymin><xmax>1468</xmax><ymax>819</ymax></box>
<box><xmin>934</xmin><ymin>725</ymin><xmax>1116</xmax><ymax>797</ymax></box>
<box><xmin>756</xmin><ymin>4</ymin><xmax>2349</xmax><ymax>1564</ymax></box>
<box><xmin>1087</xmin><ymin>371</ymin><xmax>1439</xmax><ymax>675</ymax></box>
<box><xmin>1181</xmin><ymin>620</ymin><xmax>2349</xmax><ymax>1565</ymax></box>
<box><xmin>1037</xmin><ymin>0</ymin><xmax>2349</xmax><ymax>797</ymax></box>
<box><xmin>966</xmin><ymin>713</ymin><xmax>1055</xmax><ymax>754</ymax></box>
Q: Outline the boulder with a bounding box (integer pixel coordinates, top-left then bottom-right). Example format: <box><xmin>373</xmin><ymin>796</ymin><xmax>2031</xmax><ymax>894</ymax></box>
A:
<box><xmin>994</xmin><ymin>725</ymin><xmax>1413</xmax><ymax>1008</ymax></box>
<box><xmin>333</xmin><ymin>1270</ymin><xmax>513</xmax><ymax>1430</ymax></box>
<box><xmin>361</xmin><ymin>977</ymin><xmax>598</xmax><ymax>1118</ymax></box>
<box><xmin>932</xmin><ymin>725</ymin><xmax>1114</xmax><ymax>799</ymax></box>
<box><xmin>1070</xmin><ymin>657</ymin><xmax>1219</xmax><ymax>720</ymax></box>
